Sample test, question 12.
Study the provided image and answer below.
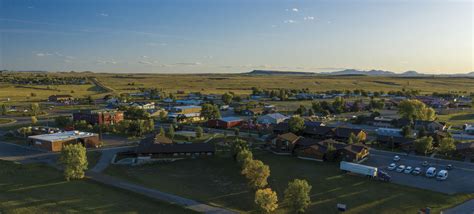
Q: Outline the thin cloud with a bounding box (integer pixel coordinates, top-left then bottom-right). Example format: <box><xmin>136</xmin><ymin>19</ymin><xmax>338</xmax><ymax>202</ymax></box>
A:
<box><xmin>96</xmin><ymin>60</ymin><xmax>117</xmax><ymax>64</ymax></box>
<box><xmin>292</xmin><ymin>8</ymin><xmax>299</xmax><ymax>12</ymax></box>
<box><xmin>99</xmin><ymin>13</ymin><xmax>109</xmax><ymax>17</ymax></box>
<box><xmin>284</xmin><ymin>19</ymin><xmax>296</xmax><ymax>24</ymax></box>
<box><xmin>173</xmin><ymin>62</ymin><xmax>202</xmax><ymax>66</ymax></box>
<box><xmin>304</xmin><ymin>16</ymin><xmax>315</xmax><ymax>21</ymax></box>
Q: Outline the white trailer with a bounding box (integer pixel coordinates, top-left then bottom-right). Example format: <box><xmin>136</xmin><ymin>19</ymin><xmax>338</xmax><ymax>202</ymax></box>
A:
<box><xmin>340</xmin><ymin>161</ymin><xmax>391</xmax><ymax>181</ymax></box>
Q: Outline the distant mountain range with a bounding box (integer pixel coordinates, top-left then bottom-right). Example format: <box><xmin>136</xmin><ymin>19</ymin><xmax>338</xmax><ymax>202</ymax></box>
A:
<box><xmin>245</xmin><ymin>69</ymin><xmax>474</xmax><ymax>77</ymax></box>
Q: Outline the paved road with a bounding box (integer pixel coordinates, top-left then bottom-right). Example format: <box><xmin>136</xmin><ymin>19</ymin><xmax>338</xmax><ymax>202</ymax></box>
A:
<box><xmin>87</xmin><ymin>172</ymin><xmax>237</xmax><ymax>214</ymax></box>
<box><xmin>443</xmin><ymin>199</ymin><xmax>474</xmax><ymax>214</ymax></box>
<box><xmin>90</xmin><ymin>146</ymin><xmax>134</xmax><ymax>172</ymax></box>
<box><xmin>365</xmin><ymin>149</ymin><xmax>474</xmax><ymax>195</ymax></box>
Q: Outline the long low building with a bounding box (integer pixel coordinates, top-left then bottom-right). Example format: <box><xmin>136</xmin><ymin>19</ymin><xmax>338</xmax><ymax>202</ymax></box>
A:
<box><xmin>28</xmin><ymin>131</ymin><xmax>100</xmax><ymax>152</ymax></box>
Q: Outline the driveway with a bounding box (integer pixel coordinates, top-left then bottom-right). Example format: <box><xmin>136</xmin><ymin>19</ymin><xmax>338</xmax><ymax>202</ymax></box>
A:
<box><xmin>365</xmin><ymin>149</ymin><xmax>474</xmax><ymax>195</ymax></box>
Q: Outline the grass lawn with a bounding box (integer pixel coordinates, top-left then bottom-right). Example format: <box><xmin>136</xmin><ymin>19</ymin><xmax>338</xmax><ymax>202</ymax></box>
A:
<box><xmin>437</xmin><ymin>111</ymin><xmax>474</xmax><ymax>127</ymax></box>
<box><xmin>0</xmin><ymin>118</ymin><xmax>15</xmax><ymax>125</ymax></box>
<box><xmin>87</xmin><ymin>151</ymin><xmax>102</xmax><ymax>168</ymax></box>
<box><xmin>105</xmin><ymin>151</ymin><xmax>473</xmax><ymax>214</ymax></box>
<box><xmin>0</xmin><ymin>160</ymin><xmax>195</xmax><ymax>213</ymax></box>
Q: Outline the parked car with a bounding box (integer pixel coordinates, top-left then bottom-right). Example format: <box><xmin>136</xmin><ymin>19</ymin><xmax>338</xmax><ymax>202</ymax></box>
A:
<box><xmin>422</xmin><ymin>161</ymin><xmax>429</xmax><ymax>167</ymax></box>
<box><xmin>393</xmin><ymin>155</ymin><xmax>401</xmax><ymax>162</ymax></box>
<box><xmin>412</xmin><ymin>167</ymin><xmax>422</xmax><ymax>175</ymax></box>
<box><xmin>446</xmin><ymin>164</ymin><xmax>453</xmax><ymax>170</ymax></box>
<box><xmin>436</xmin><ymin>170</ymin><xmax>448</xmax><ymax>180</ymax></box>
<box><xmin>404</xmin><ymin>166</ymin><xmax>413</xmax><ymax>174</ymax></box>
<box><xmin>388</xmin><ymin>163</ymin><xmax>397</xmax><ymax>171</ymax></box>
<box><xmin>426</xmin><ymin>167</ymin><xmax>437</xmax><ymax>178</ymax></box>
<box><xmin>396</xmin><ymin>165</ymin><xmax>406</xmax><ymax>172</ymax></box>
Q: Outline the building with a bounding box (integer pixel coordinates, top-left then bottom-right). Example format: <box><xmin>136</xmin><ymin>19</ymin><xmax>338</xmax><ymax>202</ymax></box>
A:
<box><xmin>170</xmin><ymin>105</ymin><xmax>202</xmax><ymax>114</ymax></box>
<box><xmin>376</xmin><ymin>128</ymin><xmax>404</xmax><ymax>138</ymax></box>
<box><xmin>338</xmin><ymin>144</ymin><xmax>370</xmax><ymax>162</ymax></box>
<box><xmin>270</xmin><ymin>132</ymin><xmax>301</xmax><ymax>154</ymax></box>
<box><xmin>456</xmin><ymin>142</ymin><xmax>474</xmax><ymax>158</ymax></box>
<box><xmin>370</xmin><ymin>117</ymin><xmax>394</xmax><ymax>128</ymax></box>
<box><xmin>241</xmin><ymin>108</ymin><xmax>264</xmax><ymax>116</ymax></box>
<box><xmin>333</xmin><ymin>127</ymin><xmax>367</xmax><ymax>142</ymax></box>
<box><xmin>295</xmin><ymin>139</ymin><xmax>368</xmax><ymax>162</ymax></box>
<box><xmin>414</xmin><ymin>120</ymin><xmax>447</xmax><ymax>132</ymax></box>
<box><xmin>207</xmin><ymin>117</ymin><xmax>243</xmax><ymax>129</ymax></box>
<box><xmin>48</xmin><ymin>95</ymin><xmax>74</xmax><ymax>103</ymax></box>
<box><xmin>73</xmin><ymin>109</ymin><xmax>124</xmax><ymax>125</ymax></box>
<box><xmin>167</xmin><ymin>105</ymin><xmax>203</xmax><ymax>123</ymax></box>
<box><xmin>129</xmin><ymin>102</ymin><xmax>156</xmax><ymax>110</ymax></box>
<box><xmin>257</xmin><ymin>113</ymin><xmax>289</xmax><ymax>125</ymax></box>
<box><xmin>28</xmin><ymin>131</ymin><xmax>99</xmax><ymax>152</ymax></box>
<box><xmin>135</xmin><ymin>135</ymin><xmax>215</xmax><ymax>159</ymax></box>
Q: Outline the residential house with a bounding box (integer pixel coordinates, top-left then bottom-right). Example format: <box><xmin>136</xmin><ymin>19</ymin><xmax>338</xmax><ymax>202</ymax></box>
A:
<box><xmin>338</xmin><ymin>144</ymin><xmax>370</xmax><ymax>162</ymax></box>
<box><xmin>207</xmin><ymin>117</ymin><xmax>243</xmax><ymax>129</ymax></box>
<box><xmin>270</xmin><ymin>132</ymin><xmax>300</xmax><ymax>154</ymax></box>
<box><xmin>28</xmin><ymin>131</ymin><xmax>99</xmax><ymax>152</ymax></box>
<box><xmin>370</xmin><ymin>117</ymin><xmax>395</xmax><ymax>128</ymax></box>
<box><xmin>73</xmin><ymin>109</ymin><xmax>124</xmax><ymax>125</ymax></box>
<box><xmin>414</xmin><ymin>120</ymin><xmax>447</xmax><ymax>132</ymax></box>
<box><xmin>257</xmin><ymin>113</ymin><xmax>289</xmax><ymax>125</ymax></box>
<box><xmin>241</xmin><ymin>108</ymin><xmax>264</xmax><ymax>116</ymax></box>
<box><xmin>333</xmin><ymin>127</ymin><xmax>367</xmax><ymax>142</ymax></box>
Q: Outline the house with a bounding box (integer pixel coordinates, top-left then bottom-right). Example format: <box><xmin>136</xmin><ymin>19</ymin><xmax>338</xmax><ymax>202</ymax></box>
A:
<box><xmin>48</xmin><ymin>95</ymin><xmax>74</xmax><ymax>103</ymax></box>
<box><xmin>257</xmin><ymin>113</ymin><xmax>289</xmax><ymax>125</ymax></box>
<box><xmin>129</xmin><ymin>102</ymin><xmax>156</xmax><ymax>110</ymax></box>
<box><xmin>303</xmin><ymin>126</ymin><xmax>334</xmax><ymax>139</ymax></box>
<box><xmin>370</xmin><ymin>117</ymin><xmax>395</xmax><ymax>128</ymax></box>
<box><xmin>333</xmin><ymin>127</ymin><xmax>367</xmax><ymax>142</ymax></box>
<box><xmin>414</xmin><ymin>120</ymin><xmax>447</xmax><ymax>132</ymax></box>
<box><xmin>376</xmin><ymin>128</ymin><xmax>404</xmax><ymax>138</ymax></box>
<box><xmin>167</xmin><ymin>105</ymin><xmax>203</xmax><ymax>123</ymax></box>
<box><xmin>175</xmin><ymin>99</ymin><xmax>203</xmax><ymax>106</ymax></box>
<box><xmin>207</xmin><ymin>117</ymin><xmax>243</xmax><ymax>129</ymax></box>
<box><xmin>135</xmin><ymin>136</ymin><xmax>215</xmax><ymax>159</ymax></box>
<box><xmin>295</xmin><ymin>139</ymin><xmax>344</xmax><ymax>161</ymax></box>
<box><xmin>270</xmin><ymin>133</ymin><xmax>301</xmax><ymax>154</ymax></box>
<box><xmin>456</xmin><ymin>142</ymin><xmax>474</xmax><ymax>158</ymax></box>
<box><xmin>28</xmin><ymin>131</ymin><xmax>99</xmax><ymax>152</ymax></box>
<box><xmin>241</xmin><ymin>108</ymin><xmax>264</xmax><ymax>116</ymax></box>
<box><xmin>376</xmin><ymin>135</ymin><xmax>415</xmax><ymax>151</ymax></box>
<box><xmin>73</xmin><ymin>109</ymin><xmax>124</xmax><ymax>125</ymax></box>
<box><xmin>339</xmin><ymin>144</ymin><xmax>370</xmax><ymax>162</ymax></box>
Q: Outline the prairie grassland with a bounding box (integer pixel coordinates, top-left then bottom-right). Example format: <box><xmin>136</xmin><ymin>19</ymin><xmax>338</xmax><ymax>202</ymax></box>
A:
<box><xmin>96</xmin><ymin>74</ymin><xmax>474</xmax><ymax>95</ymax></box>
<box><xmin>0</xmin><ymin>84</ymin><xmax>103</xmax><ymax>102</ymax></box>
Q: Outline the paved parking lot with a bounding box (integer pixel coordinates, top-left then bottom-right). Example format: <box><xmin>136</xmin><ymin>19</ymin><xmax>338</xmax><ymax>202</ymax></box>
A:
<box><xmin>365</xmin><ymin>149</ymin><xmax>474</xmax><ymax>195</ymax></box>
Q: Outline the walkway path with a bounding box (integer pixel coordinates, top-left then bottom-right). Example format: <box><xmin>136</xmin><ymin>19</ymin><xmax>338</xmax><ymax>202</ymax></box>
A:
<box><xmin>443</xmin><ymin>199</ymin><xmax>474</xmax><ymax>214</ymax></box>
<box><xmin>86</xmin><ymin>172</ymin><xmax>237</xmax><ymax>214</ymax></box>
<box><xmin>90</xmin><ymin>146</ymin><xmax>134</xmax><ymax>172</ymax></box>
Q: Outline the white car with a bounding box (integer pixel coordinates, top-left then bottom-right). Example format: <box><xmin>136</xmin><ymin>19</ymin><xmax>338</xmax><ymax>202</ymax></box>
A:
<box><xmin>393</xmin><ymin>155</ymin><xmax>401</xmax><ymax>162</ymax></box>
<box><xmin>412</xmin><ymin>167</ymin><xmax>422</xmax><ymax>175</ymax></box>
<box><xmin>426</xmin><ymin>167</ymin><xmax>437</xmax><ymax>178</ymax></box>
<box><xmin>396</xmin><ymin>165</ymin><xmax>406</xmax><ymax>172</ymax></box>
<box><xmin>437</xmin><ymin>170</ymin><xmax>448</xmax><ymax>180</ymax></box>
<box><xmin>388</xmin><ymin>163</ymin><xmax>397</xmax><ymax>171</ymax></box>
<box><xmin>404</xmin><ymin>166</ymin><xmax>413</xmax><ymax>174</ymax></box>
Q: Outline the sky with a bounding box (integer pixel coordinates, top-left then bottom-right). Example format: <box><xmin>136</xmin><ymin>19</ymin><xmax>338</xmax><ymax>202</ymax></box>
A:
<box><xmin>0</xmin><ymin>0</ymin><xmax>473</xmax><ymax>74</ymax></box>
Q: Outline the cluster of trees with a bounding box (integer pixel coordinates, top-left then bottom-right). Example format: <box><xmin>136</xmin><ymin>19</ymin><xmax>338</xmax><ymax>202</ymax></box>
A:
<box><xmin>308</xmin><ymin>97</ymin><xmax>384</xmax><ymax>116</ymax></box>
<box><xmin>398</xmin><ymin>99</ymin><xmax>436</xmax><ymax>121</ymax></box>
<box><xmin>0</xmin><ymin>74</ymin><xmax>87</xmax><ymax>85</ymax></box>
<box><xmin>201</xmin><ymin>104</ymin><xmax>221</xmax><ymax>120</ymax></box>
<box><xmin>232</xmin><ymin>139</ymin><xmax>312</xmax><ymax>213</ymax></box>
<box><xmin>118</xmin><ymin>106</ymin><xmax>151</xmax><ymax>120</ymax></box>
<box><xmin>413</xmin><ymin>136</ymin><xmax>457</xmax><ymax>157</ymax></box>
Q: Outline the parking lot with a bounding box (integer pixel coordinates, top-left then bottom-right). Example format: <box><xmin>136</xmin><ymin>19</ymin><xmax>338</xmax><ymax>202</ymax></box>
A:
<box><xmin>365</xmin><ymin>149</ymin><xmax>474</xmax><ymax>195</ymax></box>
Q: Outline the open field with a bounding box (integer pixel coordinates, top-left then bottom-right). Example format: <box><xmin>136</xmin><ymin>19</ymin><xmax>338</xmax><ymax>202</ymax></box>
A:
<box><xmin>96</xmin><ymin>74</ymin><xmax>474</xmax><ymax>95</ymax></box>
<box><xmin>0</xmin><ymin>84</ymin><xmax>103</xmax><ymax>102</ymax></box>
<box><xmin>0</xmin><ymin>160</ymin><xmax>195</xmax><ymax>213</ymax></box>
<box><xmin>105</xmin><ymin>151</ymin><xmax>473</xmax><ymax>213</ymax></box>
<box><xmin>437</xmin><ymin>111</ymin><xmax>474</xmax><ymax>127</ymax></box>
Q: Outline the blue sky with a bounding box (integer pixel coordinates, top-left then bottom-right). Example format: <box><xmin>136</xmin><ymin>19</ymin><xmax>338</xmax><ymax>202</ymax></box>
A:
<box><xmin>0</xmin><ymin>0</ymin><xmax>472</xmax><ymax>73</ymax></box>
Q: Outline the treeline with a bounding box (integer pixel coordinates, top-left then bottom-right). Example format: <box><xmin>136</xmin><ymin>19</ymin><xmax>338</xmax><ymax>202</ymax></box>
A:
<box><xmin>0</xmin><ymin>74</ymin><xmax>87</xmax><ymax>85</ymax></box>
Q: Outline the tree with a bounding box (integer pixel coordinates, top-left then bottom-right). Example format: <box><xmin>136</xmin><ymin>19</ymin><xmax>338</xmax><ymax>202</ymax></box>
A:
<box><xmin>231</xmin><ymin>138</ymin><xmax>248</xmax><ymax>157</ymax></box>
<box><xmin>201</xmin><ymin>103</ymin><xmax>221</xmax><ymax>120</ymax></box>
<box><xmin>288</xmin><ymin>115</ymin><xmax>305</xmax><ymax>134</ymax></box>
<box><xmin>1</xmin><ymin>104</ymin><xmax>8</xmax><ymax>115</ymax></box>
<box><xmin>255</xmin><ymin>188</ymin><xmax>278</xmax><ymax>213</ymax></box>
<box><xmin>222</xmin><ymin>92</ymin><xmax>233</xmax><ymax>105</ymax></box>
<box><xmin>241</xmin><ymin>159</ymin><xmax>270</xmax><ymax>189</ymax></box>
<box><xmin>414</xmin><ymin>136</ymin><xmax>433</xmax><ymax>156</ymax></box>
<box><xmin>398</xmin><ymin>99</ymin><xmax>436</xmax><ymax>121</ymax></box>
<box><xmin>195</xmin><ymin>126</ymin><xmax>203</xmax><ymax>138</ymax></box>
<box><xmin>284</xmin><ymin>179</ymin><xmax>312</xmax><ymax>213</ymax></box>
<box><xmin>438</xmin><ymin>137</ymin><xmax>456</xmax><ymax>157</ymax></box>
<box><xmin>347</xmin><ymin>133</ymin><xmax>360</xmax><ymax>144</ymax></box>
<box><xmin>236</xmin><ymin>148</ymin><xmax>253</xmax><ymax>167</ymax></box>
<box><xmin>59</xmin><ymin>144</ymin><xmax>88</xmax><ymax>181</ymax></box>
<box><xmin>31</xmin><ymin>116</ymin><xmax>38</xmax><ymax>125</ymax></box>
<box><xmin>159</xmin><ymin>126</ymin><xmax>165</xmax><ymax>136</ymax></box>
<box><xmin>401</xmin><ymin>125</ymin><xmax>413</xmax><ymax>138</ymax></box>
<box><xmin>295</xmin><ymin>105</ymin><xmax>307</xmax><ymax>115</ymax></box>
<box><xmin>30</xmin><ymin>103</ymin><xmax>40</xmax><ymax>116</ymax></box>
<box><xmin>168</xmin><ymin>124</ymin><xmax>175</xmax><ymax>139</ymax></box>
<box><xmin>332</xmin><ymin>97</ymin><xmax>346</xmax><ymax>114</ymax></box>
<box><xmin>55</xmin><ymin>115</ymin><xmax>72</xmax><ymax>128</ymax></box>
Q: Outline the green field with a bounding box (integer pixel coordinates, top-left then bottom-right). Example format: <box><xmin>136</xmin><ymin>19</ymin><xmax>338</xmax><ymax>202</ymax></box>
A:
<box><xmin>0</xmin><ymin>160</ymin><xmax>195</xmax><ymax>213</ymax></box>
<box><xmin>2</xmin><ymin>73</ymin><xmax>474</xmax><ymax>103</ymax></box>
<box><xmin>0</xmin><ymin>118</ymin><xmax>15</xmax><ymax>125</ymax></box>
<box><xmin>438</xmin><ymin>111</ymin><xmax>474</xmax><ymax>127</ymax></box>
<box><xmin>105</xmin><ymin>151</ymin><xmax>472</xmax><ymax>213</ymax></box>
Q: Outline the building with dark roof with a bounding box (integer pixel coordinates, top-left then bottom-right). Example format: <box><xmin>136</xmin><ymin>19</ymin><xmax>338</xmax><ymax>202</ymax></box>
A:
<box><xmin>207</xmin><ymin>117</ymin><xmax>243</xmax><ymax>129</ymax></box>
<box><xmin>136</xmin><ymin>135</ymin><xmax>215</xmax><ymax>159</ymax></box>
<box><xmin>270</xmin><ymin>132</ymin><xmax>301</xmax><ymax>154</ymax></box>
<box><xmin>73</xmin><ymin>109</ymin><xmax>124</xmax><ymax>125</ymax></box>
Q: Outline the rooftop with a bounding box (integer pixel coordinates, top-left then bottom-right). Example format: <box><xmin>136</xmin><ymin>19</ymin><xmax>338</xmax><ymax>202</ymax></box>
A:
<box><xmin>28</xmin><ymin>131</ymin><xmax>98</xmax><ymax>142</ymax></box>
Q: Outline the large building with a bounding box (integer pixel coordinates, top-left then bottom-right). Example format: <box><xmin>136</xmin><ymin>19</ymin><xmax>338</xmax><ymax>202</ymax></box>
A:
<box><xmin>73</xmin><ymin>109</ymin><xmax>124</xmax><ymax>125</ymax></box>
<box><xmin>28</xmin><ymin>131</ymin><xmax>100</xmax><ymax>152</ymax></box>
<box><xmin>207</xmin><ymin>117</ymin><xmax>243</xmax><ymax>129</ymax></box>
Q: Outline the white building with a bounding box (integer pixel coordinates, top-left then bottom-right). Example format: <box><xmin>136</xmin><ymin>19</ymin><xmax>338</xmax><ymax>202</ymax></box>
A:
<box><xmin>257</xmin><ymin>113</ymin><xmax>289</xmax><ymax>125</ymax></box>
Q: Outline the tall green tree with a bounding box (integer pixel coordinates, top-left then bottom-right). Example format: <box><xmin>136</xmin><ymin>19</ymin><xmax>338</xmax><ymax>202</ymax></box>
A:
<box><xmin>241</xmin><ymin>159</ymin><xmax>270</xmax><ymax>189</ymax></box>
<box><xmin>255</xmin><ymin>188</ymin><xmax>279</xmax><ymax>213</ymax></box>
<box><xmin>31</xmin><ymin>116</ymin><xmax>38</xmax><ymax>125</ymax></box>
<box><xmin>1</xmin><ymin>104</ymin><xmax>8</xmax><ymax>115</ymax></box>
<box><xmin>59</xmin><ymin>144</ymin><xmax>88</xmax><ymax>181</ymax></box>
<box><xmin>195</xmin><ymin>126</ymin><xmax>203</xmax><ymax>138</ymax></box>
<box><xmin>30</xmin><ymin>103</ymin><xmax>40</xmax><ymax>116</ymax></box>
<box><xmin>231</xmin><ymin>138</ymin><xmax>248</xmax><ymax>157</ymax></box>
<box><xmin>284</xmin><ymin>179</ymin><xmax>312</xmax><ymax>213</ymax></box>
<box><xmin>236</xmin><ymin>148</ymin><xmax>253</xmax><ymax>167</ymax></box>
<box><xmin>398</xmin><ymin>99</ymin><xmax>436</xmax><ymax>121</ymax></box>
<box><xmin>201</xmin><ymin>103</ymin><xmax>221</xmax><ymax>120</ymax></box>
<box><xmin>159</xmin><ymin>126</ymin><xmax>165</xmax><ymax>136</ymax></box>
<box><xmin>414</xmin><ymin>136</ymin><xmax>433</xmax><ymax>156</ymax></box>
<box><xmin>438</xmin><ymin>137</ymin><xmax>456</xmax><ymax>157</ymax></box>
<box><xmin>222</xmin><ymin>92</ymin><xmax>233</xmax><ymax>105</ymax></box>
<box><xmin>288</xmin><ymin>115</ymin><xmax>305</xmax><ymax>134</ymax></box>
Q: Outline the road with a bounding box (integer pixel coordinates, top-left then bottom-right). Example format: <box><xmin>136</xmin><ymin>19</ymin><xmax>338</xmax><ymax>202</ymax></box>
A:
<box><xmin>443</xmin><ymin>199</ymin><xmax>474</xmax><ymax>214</ymax></box>
<box><xmin>365</xmin><ymin>149</ymin><xmax>474</xmax><ymax>195</ymax></box>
